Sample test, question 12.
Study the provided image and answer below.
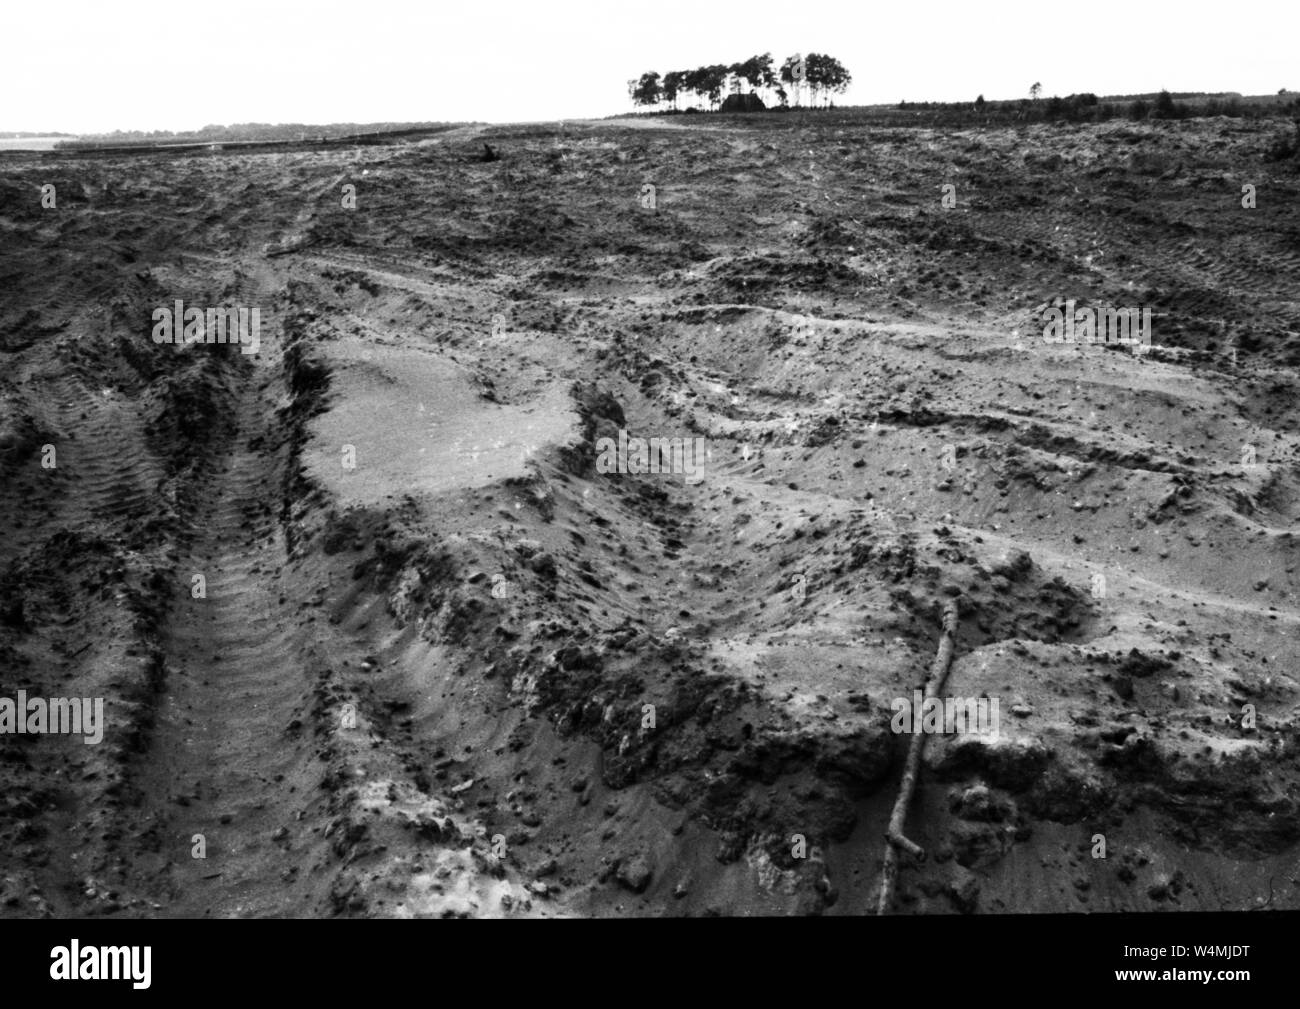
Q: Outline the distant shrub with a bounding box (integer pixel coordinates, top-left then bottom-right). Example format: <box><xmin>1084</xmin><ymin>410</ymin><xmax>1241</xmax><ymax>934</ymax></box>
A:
<box><xmin>1038</xmin><ymin>93</ymin><xmax>1099</xmax><ymax>122</ymax></box>
<box><xmin>1267</xmin><ymin>119</ymin><xmax>1300</xmax><ymax>160</ymax></box>
<box><xmin>1154</xmin><ymin>89</ymin><xmax>1180</xmax><ymax>119</ymax></box>
<box><xmin>1128</xmin><ymin>98</ymin><xmax>1150</xmax><ymax>120</ymax></box>
<box><xmin>1201</xmin><ymin>97</ymin><xmax>1245</xmax><ymax>118</ymax></box>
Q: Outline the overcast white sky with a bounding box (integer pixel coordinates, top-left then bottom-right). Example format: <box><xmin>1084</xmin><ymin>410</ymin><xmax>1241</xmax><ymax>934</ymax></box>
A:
<box><xmin>5</xmin><ymin>0</ymin><xmax>1294</xmax><ymax>133</ymax></box>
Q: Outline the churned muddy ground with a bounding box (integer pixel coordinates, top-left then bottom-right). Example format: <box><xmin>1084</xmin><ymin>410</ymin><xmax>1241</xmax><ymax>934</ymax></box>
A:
<box><xmin>1</xmin><ymin>111</ymin><xmax>1299</xmax><ymax>916</ymax></box>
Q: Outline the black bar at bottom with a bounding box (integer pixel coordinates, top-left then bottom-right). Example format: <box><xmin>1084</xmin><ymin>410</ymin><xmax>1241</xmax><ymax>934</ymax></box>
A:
<box><xmin>0</xmin><ymin>910</ymin><xmax>1290</xmax><ymax>996</ymax></box>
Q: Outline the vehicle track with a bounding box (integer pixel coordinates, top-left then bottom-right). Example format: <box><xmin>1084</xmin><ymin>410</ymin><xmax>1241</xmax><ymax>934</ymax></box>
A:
<box><xmin>125</xmin><ymin>264</ymin><xmax>329</xmax><ymax>916</ymax></box>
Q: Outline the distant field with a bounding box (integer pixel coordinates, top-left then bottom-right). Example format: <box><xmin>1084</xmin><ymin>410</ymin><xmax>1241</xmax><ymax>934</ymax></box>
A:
<box><xmin>50</xmin><ymin>123</ymin><xmax>463</xmax><ymax>153</ymax></box>
<box><xmin>0</xmin><ymin>136</ymin><xmax>67</xmax><ymax>150</ymax></box>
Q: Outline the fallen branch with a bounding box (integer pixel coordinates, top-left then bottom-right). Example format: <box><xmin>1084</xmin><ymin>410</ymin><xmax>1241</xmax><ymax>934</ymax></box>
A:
<box><xmin>877</xmin><ymin>596</ymin><xmax>960</xmax><ymax>915</ymax></box>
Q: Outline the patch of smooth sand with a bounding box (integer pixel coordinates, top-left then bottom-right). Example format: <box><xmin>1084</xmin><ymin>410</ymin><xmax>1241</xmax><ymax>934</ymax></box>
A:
<box><xmin>304</xmin><ymin>340</ymin><xmax>577</xmax><ymax>505</ymax></box>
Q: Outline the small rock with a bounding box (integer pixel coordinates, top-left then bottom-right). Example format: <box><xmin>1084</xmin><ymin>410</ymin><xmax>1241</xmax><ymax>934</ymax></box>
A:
<box><xmin>616</xmin><ymin>856</ymin><xmax>652</xmax><ymax>894</ymax></box>
<box><xmin>948</xmin><ymin>870</ymin><xmax>981</xmax><ymax>913</ymax></box>
<box><xmin>532</xmin><ymin>858</ymin><xmax>558</xmax><ymax>878</ymax></box>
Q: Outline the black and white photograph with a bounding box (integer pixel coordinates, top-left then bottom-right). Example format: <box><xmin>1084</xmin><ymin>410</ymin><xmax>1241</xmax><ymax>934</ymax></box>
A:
<box><xmin>0</xmin><ymin>0</ymin><xmax>1295</xmax><ymax>989</ymax></box>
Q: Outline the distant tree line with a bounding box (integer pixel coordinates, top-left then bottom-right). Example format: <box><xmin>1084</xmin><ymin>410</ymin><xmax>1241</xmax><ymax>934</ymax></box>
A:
<box><xmin>628</xmin><ymin>53</ymin><xmax>851</xmax><ymax>112</ymax></box>
<box><xmin>893</xmin><ymin>89</ymin><xmax>1300</xmax><ymax>126</ymax></box>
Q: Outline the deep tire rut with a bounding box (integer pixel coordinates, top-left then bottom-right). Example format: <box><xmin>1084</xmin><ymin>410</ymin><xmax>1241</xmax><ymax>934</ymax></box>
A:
<box><xmin>129</xmin><ymin>269</ymin><xmax>323</xmax><ymax>916</ymax></box>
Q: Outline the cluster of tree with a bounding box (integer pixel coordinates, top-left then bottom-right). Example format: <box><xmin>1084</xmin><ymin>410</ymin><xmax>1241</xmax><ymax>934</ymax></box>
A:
<box><xmin>629</xmin><ymin>53</ymin><xmax>851</xmax><ymax>111</ymax></box>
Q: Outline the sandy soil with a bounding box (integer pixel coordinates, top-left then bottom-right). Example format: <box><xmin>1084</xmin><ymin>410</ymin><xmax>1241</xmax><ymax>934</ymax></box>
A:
<box><xmin>2</xmin><ymin>111</ymin><xmax>1299</xmax><ymax>916</ymax></box>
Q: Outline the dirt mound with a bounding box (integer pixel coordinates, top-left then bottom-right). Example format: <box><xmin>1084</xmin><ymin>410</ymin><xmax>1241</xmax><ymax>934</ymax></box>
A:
<box><xmin>720</xmin><ymin>93</ymin><xmax>767</xmax><ymax>113</ymax></box>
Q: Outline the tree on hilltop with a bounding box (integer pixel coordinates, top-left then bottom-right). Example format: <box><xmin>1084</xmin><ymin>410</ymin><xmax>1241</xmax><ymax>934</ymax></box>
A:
<box><xmin>780</xmin><ymin>53</ymin><xmax>807</xmax><ymax>106</ymax></box>
<box><xmin>727</xmin><ymin>62</ymin><xmax>745</xmax><ymax>96</ymax></box>
<box><xmin>682</xmin><ymin>67</ymin><xmax>709</xmax><ymax>109</ymax></box>
<box><xmin>701</xmin><ymin>64</ymin><xmax>730</xmax><ymax>108</ymax></box>
<box><xmin>806</xmin><ymin>53</ymin><xmax>851</xmax><ymax>107</ymax></box>
<box><xmin>631</xmin><ymin>72</ymin><xmax>663</xmax><ymax>109</ymax></box>
<box><xmin>756</xmin><ymin>54</ymin><xmax>780</xmax><ymax>105</ymax></box>
<box><xmin>731</xmin><ymin>53</ymin><xmax>777</xmax><ymax>104</ymax></box>
<box><xmin>662</xmin><ymin>71</ymin><xmax>686</xmax><ymax>110</ymax></box>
